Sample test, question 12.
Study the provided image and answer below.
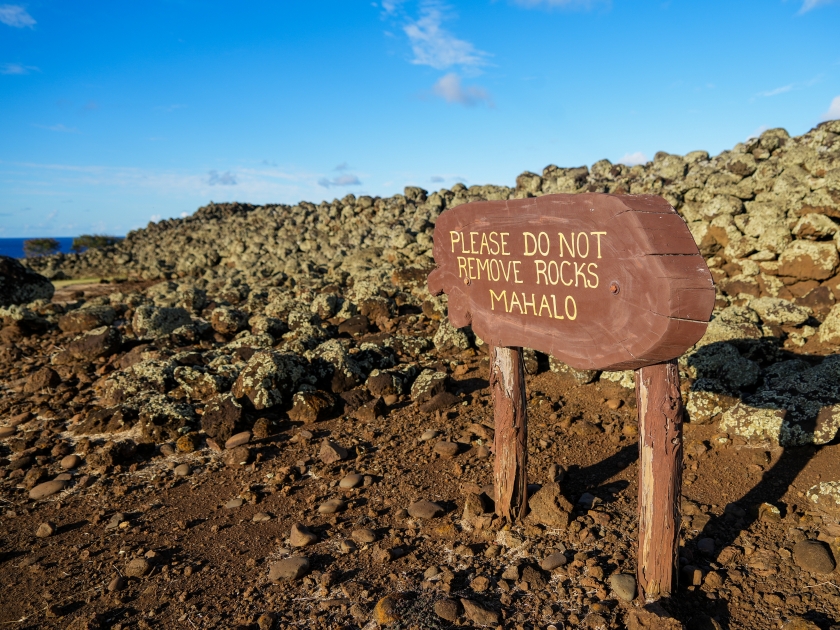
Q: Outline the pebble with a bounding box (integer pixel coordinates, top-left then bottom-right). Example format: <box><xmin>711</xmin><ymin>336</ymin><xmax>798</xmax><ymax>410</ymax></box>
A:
<box><xmin>318</xmin><ymin>499</ymin><xmax>346</xmax><ymax>514</ymax></box>
<box><xmin>252</xmin><ymin>512</ymin><xmax>272</xmax><ymax>523</ymax></box>
<box><xmin>269</xmin><ymin>556</ymin><xmax>310</xmax><ymax>581</ymax></box>
<box><xmin>539</xmin><ymin>552</ymin><xmax>567</xmax><ymax>571</ymax></box>
<box><xmin>609</xmin><ymin>573</ymin><xmax>637</xmax><ymax>602</ymax></box>
<box><xmin>460</xmin><ymin>598</ymin><xmax>499</xmax><ymax>625</ymax></box>
<box><xmin>35</xmin><ymin>522</ymin><xmax>56</xmax><ymax>538</ymax></box>
<box><xmin>225</xmin><ymin>498</ymin><xmax>244</xmax><ymax>509</ymax></box>
<box><xmin>339</xmin><ymin>473</ymin><xmax>363</xmax><ymax>489</ymax></box>
<box><xmin>60</xmin><ymin>454</ymin><xmax>81</xmax><ymax>470</ymax></box>
<box><xmin>420</xmin><ymin>429</ymin><xmax>439</xmax><ymax>442</ymax></box>
<box><xmin>433</xmin><ymin>440</ymin><xmax>459</xmax><ymax>458</ymax></box>
<box><xmin>106</xmin><ymin>513</ymin><xmax>126</xmax><ymax>530</ymax></box>
<box><xmin>434</xmin><ymin>598</ymin><xmax>460</xmax><ymax>622</ymax></box>
<box><xmin>351</xmin><ymin>528</ymin><xmax>377</xmax><ymax>544</ymax></box>
<box><xmin>319</xmin><ymin>440</ymin><xmax>348</xmax><ymax>464</ymax></box>
<box><xmin>340</xmin><ymin>539</ymin><xmax>357</xmax><ymax>553</ymax></box>
<box><xmin>29</xmin><ymin>479</ymin><xmax>67</xmax><ymax>500</ymax></box>
<box><xmin>54</xmin><ymin>473</ymin><xmax>72</xmax><ymax>481</ymax></box>
<box><xmin>290</xmin><ymin>523</ymin><xmax>318</xmax><ymax>547</ymax></box>
<box><xmin>225</xmin><ymin>431</ymin><xmax>251</xmax><ymax>449</ymax></box>
<box><xmin>424</xmin><ymin>566</ymin><xmax>441</xmax><ymax>580</ymax></box>
<box><xmin>697</xmin><ymin>537</ymin><xmax>716</xmax><ymax>555</ymax></box>
<box><xmin>0</xmin><ymin>426</ymin><xmax>15</xmax><ymax>439</ymax></box>
<box><xmin>475</xmin><ymin>445</ymin><xmax>491</xmax><ymax>459</ymax></box>
<box><xmin>383</xmin><ymin>394</ymin><xmax>398</xmax><ymax>406</ymax></box>
<box><xmin>373</xmin><ymin>594</ymin><xmax>403</xmax><ymax>625</ymax></box>
<box><xmin>793</xmin><ymin>540</ymin><xmax>836</xmax><ymax>574</ymax></box>
<box><xmin>173</xmin><ymin>463</ymin><xmax>191</xmax><ymax>477</ymax></box>
<box><xmin>407</xmin><ymin>499</ymin><xmax>444</xmax><ymax>519</ymax></box>
<box><xmin>605</xmin><ymin>398</ymin><xmax>623</xmax><ymax>410</ymax></box>
<box><xmin>125</xmin><ymin>557</ymin><xmax>151</xmax><ymax>577</ymax></box>
<box><xmin>107</xmin><ymin>575</ymin><xmax>126</xmax><ymax>592</ymax></box>
<box><xmin>159</xmin><ymin>443</ymin><xmax>176</xmax><ymax>457</ymax></box>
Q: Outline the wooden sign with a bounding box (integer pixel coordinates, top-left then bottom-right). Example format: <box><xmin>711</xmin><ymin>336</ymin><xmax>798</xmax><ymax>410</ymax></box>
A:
<box><xmin>428</xmin><ymin>193</ymin><xmax>714</xmax><ymax>602</ymax></box>
<box><xmin>428</xmin><ymin>193</ymin><xmax>715</xmax><ymax>371</ymax></box>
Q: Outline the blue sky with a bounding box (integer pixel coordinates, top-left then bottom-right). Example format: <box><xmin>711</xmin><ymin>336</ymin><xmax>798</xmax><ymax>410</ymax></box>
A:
<box><xmin>1</xmin><ymin>0</ymin><xmax>839</xmax><ymax>238</ymax></box>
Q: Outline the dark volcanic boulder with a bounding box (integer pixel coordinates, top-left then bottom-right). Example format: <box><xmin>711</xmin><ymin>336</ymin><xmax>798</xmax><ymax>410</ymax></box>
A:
<box><xmin>0</xmin><ymin>256</ymin><xmax>54</xmax><ymax>307</ymax></box>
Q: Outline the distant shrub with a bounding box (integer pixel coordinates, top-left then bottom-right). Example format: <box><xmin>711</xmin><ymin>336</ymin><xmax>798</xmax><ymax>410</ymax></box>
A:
<box><xmin>71</xmin><ymin>234</ymin><xmax>121</xmax><ymax>253</ymax></box>
<box><xmin>23</xmin><ymin>238</ymin><xmax>61</xmax><ymax>258</ymax></box>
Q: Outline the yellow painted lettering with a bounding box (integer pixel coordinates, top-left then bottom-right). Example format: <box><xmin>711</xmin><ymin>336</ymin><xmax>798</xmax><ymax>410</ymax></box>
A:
<box><xmin>538</xmin><ymin>294</ymin><xmax>552</xmax><ymax>317</ymax></box>
<box><xmin>450</xmin><ymin>230</ymin><xmax>461</xmax><ymax>253</ymax></box>
<box><xmin>490</xmin><ymin>289</ymin><xmax>507</xmax><ymax>311</ymax></box>
<box><xmin>558</xmin><ymin>232</ymin><xmax>575</xmax><ymax>258</ymax></box>
<box><xmin>551</xmin><ymin>294</ymin><xmax>564</xmax><ymax>319</ymax></box>
<box><xmin>587</xmin><ymin>262</ymin><xmax>599</xmax><ymax>288</ymax></box>
<box><xmin>468</xmin><ymin>257</ymin><xmax>476</xmax><ymax>279</ymax></box>
<box><xmin>547</xmin><ymin>260</ymin><xmax>559</xmax><ymax>285</ymax></box>
<box><xmin>574</xmin><ymin>261</ymin><xmax>588</xmax><ymax>287</ymax></box>
<box><xmin>576</xmin><ymin>232</ymin><xmax>590</xmax><ymax>258</ymax></box>
<box><xmin>565</xmin><ymin>295</ymin><xmax>577</xmax><ymax>320</ymax></box>
<box><xmin>480</xmin><ymin>232</ymin><xmax>490</xmax><ymax>255</ymax></box>
<box><xmin>523</xmin><ymin>292</ymin><xmax>536</xmax><ymax>315</ymax></box>
<box><xmin>457</xmin><ymin>256</ymin><xmax>467</xmax><ymax>278</ymax></box>
<box><xmin>508</xmin><ymin>291</ymin><xmax>523</xmax><ymax>314</ymax></box>
<box><xmin>560</xmin><ymin>260</ymin><xmax>573</xmax><ymax>286</ymax></box>
<box><xmin>489</xmin><ymin>232</ymin><xmax>500</xmax><ymax>255</ymax></box>
<box><xmin>535</xmin><ymin>259</ymin><xmax>548</xmax><ymax>285</ymax></box>
<box><xmin>500</xmin><ymin>232</ymin><xmax>511</xmax><ymax>256</ymax></box>
<box><xmin>513</xmin><ymin>260</ymin><xmax>523</xmax><ymax>284</ymax></box>
<box><xmin>538</xmin><ymin>231</ymin><xmax>550</xmax><ymax>256</ymax></box>
<box><xmin>489</xmin><ymin>258</ymin><xmax>501</xmax><ymax>282</ymax></box>
<box><xmin>477</xmin><ymin>258</ymin><xmax>489</xmax><ymax>280</ymax></box>
<box><xmin>591</xmin><ymin>231</ymin><xmax>606</xmax><ymax>258</ymax></box>
<box><xmin>460</xmin><ymin>232</ymin><xmax>469</xmax><ymax>254</ymax></box>
<box><xmin>469</xmin><ymin>232</ymin><xmax>479</xmax><ymax>254</ymax></box>
<box><xmin>523</xmin><ymin>232</ymin><xmax>538</xmax><ymax>256</ymax></box>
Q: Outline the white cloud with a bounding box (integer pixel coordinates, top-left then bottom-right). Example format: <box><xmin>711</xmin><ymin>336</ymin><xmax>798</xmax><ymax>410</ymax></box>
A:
<box><xmin>318</xmin><ymin>174</ymin><xmax>362</xmax><ymax>188</ymax></box>
<box><xmin>799</xmin><ymin>0</ymin><xmax>837</xmax><ymax>13</ymax></box>
<box><xmin>432</xmin><ymin>72</ymin><xmax>492</xmax><ymax>106</ymax></box>
<box><xmin>618</xmin><ymin>151</ymin><xmax>648</xmax><ymax>166</ymax></box>
<box><xmin>334</xmin><ymin>162</ymin><xmax>350</xmax><ymax>171</ymax></box>
<box><xmin>150</xmin><ymin>214</ymin><xmax>162</xmax><ymax>222</ymax></box>
<box><xmin>822</xmin><ymin>95</ymin><xmax>840</xmax><ymax>121</ymax></box>
<box><xmin>0</xmin><ymin>4</ymin><xmax>35</xmax><ymax>28</ymax></box>
<box><xmin>1</xmin><ymin>62</ymin><xmax>38</xmax><ymax>75</ymax></box>
<box><xmin>207</xmin><ymin>170</ymin><xmax>237</xmax><ymax>186</ymax></box>
<box><xmin>430</xmin><ymin>175</ymin><xmax>445</xmax><ymax>183</ymax></box>
<box><xmin>404</xmin><ymin>3</ymin><xmax>488</xmax><ymax>70</ymax></box>
<box><xmin>757</xmin><ymin>84</ymin><xmax>794</xmax><ymax>98</ymax></box>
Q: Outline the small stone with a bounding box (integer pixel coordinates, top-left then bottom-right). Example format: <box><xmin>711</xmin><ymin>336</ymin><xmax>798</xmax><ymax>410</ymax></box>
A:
<box><xmin>224</xmin><ymin>445</ymin><xmax>251</xmax><ymax>467</ymax></box>
<box><xmin>35</xmin><ymin>522</ymin><xmax>56</xmax><ymax>538</ymax></box>
<box><xmin>424</xmin><ymin>566</ymin><xmax>441</xmax><ymax>580</ymax></box>
<box><xmin>435</xmin><ymin>598</ymin><xmax>460</xmax><ymax>621</ymax></box>
<box><xmin>605</xmin><ymin>398</ymin><xmax>622</xmax><ymax>410</ymax></box>
<box><xmin>319</xmin><ymin>439</ymin><xmax>348</xmax><ymax>464</ymax></box>
<box><xmin>106</xmin><ymin>513</ymin><xmax>126</xmax><ymax>530</ymax></box>
<box><xmin>433</xmin><ymin>440</ymin><xmax>459</xmax><ymax>458</ymax></box>
<box><xmin>173</xmin><ymin>463</ymin><xmax>190</xmax><ymax>477</ymax></box>
<box><xmin>793</xmin><ymin>540</ymin><xmax>836</xmax><ymax>574</ymax></box>
<box><xmin>460</xmin><ymin>598</ymin><xmax>499</xmax><ymax>626</ymax></box>
<box><xmin>373</xmin><ymin>594</ymin><xmax>402</xmax><ymax>625</ymax></box>
<box><xmin>225</xmin><ymin>431</ymin><xmax>251</xmax><ymax>449</ymax></box>
<box><xmin>107</xmin><ymin>575</ymin><xmax>126</xmax><ymax>592</ymax></box>
<box><xmin>60</xmin><ymin>454</ymin><xmax>81</xmax><ymax>470</ymax></box>
<box><xmin>470</xmin><ymin>575</ymin><xmax>490</xmax><ymax>592</ymax></box>
<box><xmin>125</xmin><ymin>557</ymin><xmax>151</xmax><ymax>577</ymax></box>
<box><xmin>407</xmin><ymin>499</ymin><xmax>444</xmax><ymax>519</ymax></box>
<box><xmin>351</xmin><ymin>528</ymin><xmax>376</xmax><ymax>544</ymax></box>
<box><xmin>318</xmin><ymin>499</ymin><xmax>346</xmax><ymax>514</ymax></box>
<box><xmin>340</xmin><ymin>539</ymin><xmax>357</xmax><ymax>553</ymax></box>
<box><xmin>475</xmin><ymin>445</ymin><xmax>491</xmax><ymax>459</ymax></box>
<box><xmin>339</xmin><ymin>473</ymin><xmax>363</xmax><ymax>489</ymax></box>
<box><xmin>540</xmin><ymin>552</ymin><xmax>567</xmax><ymax>571</ymax></box>
<box><xmin>29</xmin><ymin>480</ymin><xmax>67</xmax><ymax>500</ymax></box>
<box><xmin>0</xmin><ymin>426</ymin><xmax>16</xmax><ymax>439</ymax></box>
<box><xmin>252</xmin><ymin>512</ymin><xmax>272</xmax><ymax>523</ymax></box>
<box><xmin>269</xmin><ymin>556</ymin><xmax>310</xmax><ymax>581</ymax></box>
<box><xmin>290</xmin><ymin>523</ymin><xmax>318</xmax><ymax>547</ymax></box>
<box><xmin>257</xmin><ymin>613</ymin><xmax>277</xmax><ymax>630</ymax></box>
<box><xmin>501</xmin><ymin>564</ymin><xmax>520</xmax><ymax>580</ymax></box>
<box><xmin>420</xmin><ymin>429</ymin><xmax>439</xmax><ymax>441</ymax></box>
<box><xmin>383</xmin><ymin>394</ymin><xmax>398</xmax><ymax>406</ymax></box>
<box><xmin>225</xmin><ymin>497</ymin><xmax>244</xmax><ymax>509</ymax></box>
<box><xmin>609</xmin><ymin>573</ymin><xmax>636</xmax><ymax>602</ymax></box>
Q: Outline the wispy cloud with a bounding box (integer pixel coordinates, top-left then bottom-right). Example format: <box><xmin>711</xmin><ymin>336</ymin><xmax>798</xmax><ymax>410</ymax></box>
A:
<box><xmin>155</xmin><ymin>104</ymin><xmax>187</xmax><ymax>112</ymax></box>
<box><xmin>33</xmin><ymin>123</ymin><xmax>80</xmax><ymax>133</ymax></box>
<box><xmin>1</xmin><ymin>62</ymin><xmax>38</xmax><ymax>75</ymax></box>
<box><xmin>432</xmin><ymin>72</ymin><xmax>492</xmax><ymax>106</ymax></box>
<box><xmin>207</xmin><ymin>170</ymin><xmax>237</xmax><ymax>186</ymax></box>
<box><xmin>512</xmin><ymin>0</ymin><xmax>607</xmax><ymax>8</ymax></box>
<box><xmin>757</xmin><ymin>84</ymin><xmax>794</xmax><ymax>98</ymax></box>
<box><xmin>334</xmin><ymin>162</ymin><xmax>350</xmax><ymax>171</ymax></box>
<box><xmin>618</xmin><ymin>151</ymin><xmax>648</xmax><ymax>166</ymax></box>
<box><xmin>430</xmin><ymin>175</ymin><xmax>445</xmax><ymax>183</ymax></box>
<box><xmin>318</xmin><ymin>174</ymin><xmax>362</xmax><ymax>188</ymax></box>
<box><xmin>404</xmin><ymin>3</ymin><xmax>489</xmax><ymax>70</ymax></box>
<box><xmin>799</xmin><ymin>0</ymin><xmax>838</xmax><ymax>13</ymax></box>
<box><xmin>822</xmin><ymin>95</ymin><xmax>840</xmax><ymax>121</ymax></box>
<box><xmin>0</xmin><ymin>4</ymin><xmax>35</xmax><ymax>28</ymax></box>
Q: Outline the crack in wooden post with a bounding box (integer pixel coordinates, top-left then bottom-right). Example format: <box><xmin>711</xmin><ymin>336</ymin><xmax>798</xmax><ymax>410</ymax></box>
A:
<box><xmin>490</xmin><ymin>345</ymin><xmax>528</xmax><ymax>523</ymax></box>
<box><xmin>635</xmin><ymin>359</ymin><xmax>683</xmax><ymax>601</ymax></box>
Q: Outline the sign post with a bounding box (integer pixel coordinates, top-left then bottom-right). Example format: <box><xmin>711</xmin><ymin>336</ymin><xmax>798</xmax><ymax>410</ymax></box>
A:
<box><xmin>428</xmin><ymin>193</ymin><xmax>714</xmax><ymax>601</ymax></box>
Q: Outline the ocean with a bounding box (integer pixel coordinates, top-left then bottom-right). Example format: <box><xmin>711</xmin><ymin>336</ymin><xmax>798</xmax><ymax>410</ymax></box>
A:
<box><xmin>0</xmin><ymin>237</ymin><xmax>77</xmax><ymax>259</ymax></box>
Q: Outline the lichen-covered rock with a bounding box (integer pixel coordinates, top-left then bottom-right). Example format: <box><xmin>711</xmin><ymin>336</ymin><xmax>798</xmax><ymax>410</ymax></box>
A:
<box><xmin>64</xmin><ymin>326</ymin><xmax>122</xmax><ymax>362</ymax></box>
<box><xmin>58</xmin><ymin>305</ymin><xmax>115</xmax><ymax>333</ymax></box>
<box><xmin>433</xmin><ymin>319</ymin><xmax>471</xmax><ymax>354</ymax></box>
<box><xmin>819</xmin><ymin>304</ymin><xmax>840</xmax><ymax>345</ymax></box>
<box><xmin>793</xmin><ymin>213</ymin><xmax>838</xmax><ymax>240</ymax></box>
<box><xmin>410</xmin><ymin>369</ymin><xmax>449</xmax><ymax>403</ymax></box>
<box><xmin>806</xmin><ymin>481</ymin><xmax>840</xmax><ymax>516</ymax></box>
<box><xmin>527</xmin><ymin>482</ymin><xmax>573</xmax><ymax>528</ymax></box>
<box><xmin>308</xmin><ymin>339</ymin><xmax>366</xmax><ymax>393</ymax></box>
<box><xmin>287</xmin><ymin>390</ymin><xmax>335</xmax><ymax>422</ymax></box>
<box><xmin>696</xmin><ymin>306</ymin><xmax>765</xmax><ymax>347</ymax></box>
<box><xmin>231</xmin><ymin>349</ymin><xmax>308</xmax><ymax>409</ymax></box>
<box><xmin>548</xmin><ymin>356</ymin><xmax>599</xmax><ymax>384</ymax></box>
<box><xmin>777</xmin><ymin>240</ymin><xmax>839</xmax><ymax>280</ymax></box>
<box><xmin>173</xmin><ymin>366</ymin><xmax>224</xmax><ymax>401</ymax></box>
<box><xmin>685</xmin><ymin>390</ymin><xmax>738</xmax><ymax>424</ymax></box>
<box><xmin>200</xmin><ymin>394</ymin><xmax>245</xmax><ymax>442</ymax></box>
<box><xmin>137</xmin><ymin>394</ymin><xmax>196</xmax><ymax>442</ymax></box>
<box><xmin>600</xmin><ymin>370</ymin><xmax>635</xmax><ymax>389</ymax></box>
<box><xmin>688</xmin><ymin>342</ymin><xmax>761</xmax><ymax>392</ymax></box>
<box><xmin>0</xmin><ymin>255</ymin><xmax>54</xmax><ymax>307</ymax></box>
<box><xmin>210</xmin><ymin>306</ymin><xmax>248</xmax><ymax>336</ymax></box>
<box><xmin>132</xmin><ymin>304</ymin><xmax>192</xmax><ymax>339</ymax></box>
<box><xmin>749</xmin><ymin>296</ymin><xmax>811</xmax><ymax>326</ymax></box>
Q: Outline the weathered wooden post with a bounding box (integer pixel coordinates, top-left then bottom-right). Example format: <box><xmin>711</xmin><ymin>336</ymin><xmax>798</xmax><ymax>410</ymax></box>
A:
<box><xmin>489</xmin><ymin>345</ymin><xmax>528</xmax><ymax>521</ymax></box>
<box><xmin>635</xmin><ymin>359</ymin><xmax>683</xmax><ymax>600</ymax></box>
<box><xmin>428</xmin><ymin>192</ymin><xmax>714</xmax><ymax>591</ymax></box>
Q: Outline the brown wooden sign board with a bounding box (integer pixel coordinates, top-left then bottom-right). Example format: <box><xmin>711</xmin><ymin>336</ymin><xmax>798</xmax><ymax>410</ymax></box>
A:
<box><xmin>428</xmin><ymin>193</ymin><xmax>714</xmax><ymax>602</ymax></box>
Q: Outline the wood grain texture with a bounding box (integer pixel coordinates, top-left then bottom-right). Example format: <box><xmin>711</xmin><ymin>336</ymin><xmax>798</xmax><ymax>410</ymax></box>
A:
<box><xmin>428</xmin><ymin>193</ymin><xmax>715</xmax><ymax>371</ymax></box>
<box><xmin>490</xmin><ymin>346</ymin><xmax>528</xmax><ymax>522</ymax></box>
<box><xmin>635</xmin><ymin>360</ymin><xmax>683</xmax><ymax>601</ymax></box>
